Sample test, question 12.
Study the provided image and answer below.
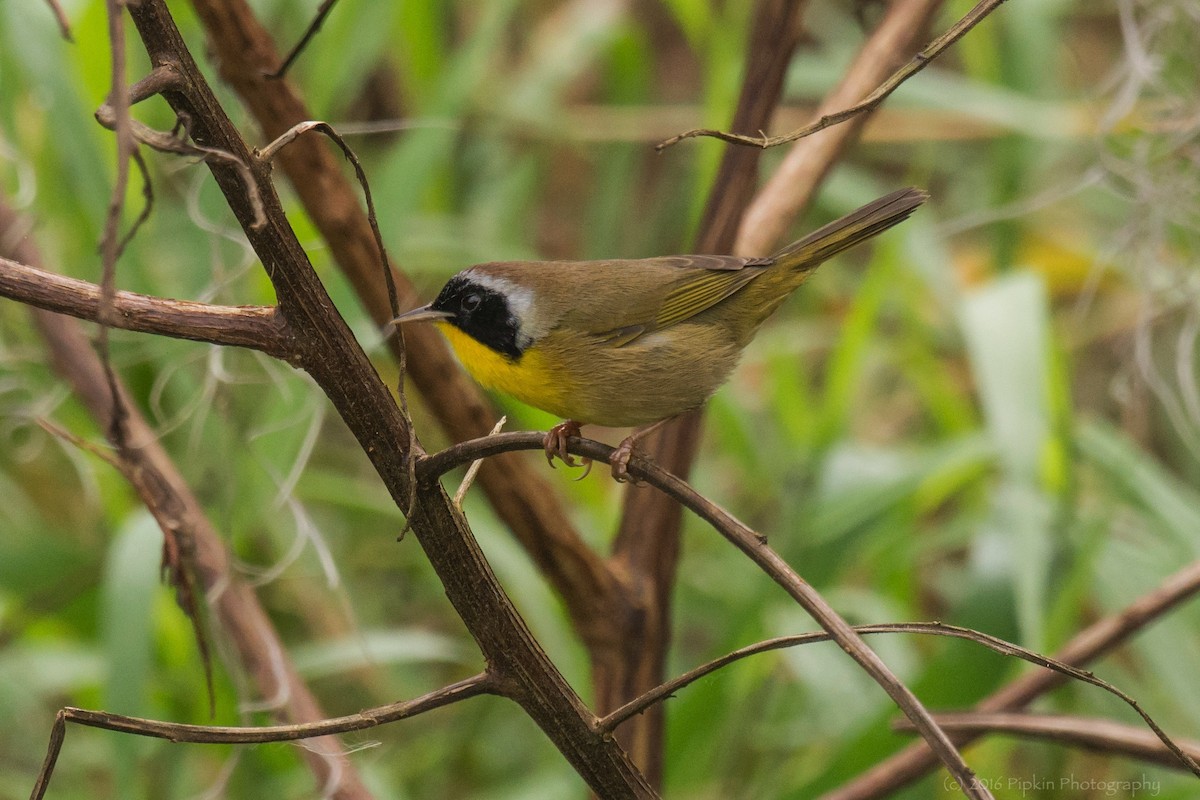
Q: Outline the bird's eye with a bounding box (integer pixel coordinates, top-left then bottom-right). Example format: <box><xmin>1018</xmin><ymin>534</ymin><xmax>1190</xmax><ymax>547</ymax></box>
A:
<box><xmin>461</xmin><ymin>293</ymin><xmax>482</xmax><ymax>312</ymax></box>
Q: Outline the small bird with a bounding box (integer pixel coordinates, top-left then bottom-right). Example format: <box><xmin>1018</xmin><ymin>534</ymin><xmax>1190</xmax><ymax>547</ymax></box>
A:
<box><xmin>393</xmin><ymin>187</ymin><xmax>926</xmax><ymax>480</ymax></box>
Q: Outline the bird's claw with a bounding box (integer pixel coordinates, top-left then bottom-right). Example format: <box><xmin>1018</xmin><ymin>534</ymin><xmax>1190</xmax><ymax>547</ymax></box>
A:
<box><xmin>543</xmin><ymin>421</ymin><xmax>592</xmax><ymax>474</ymax></box>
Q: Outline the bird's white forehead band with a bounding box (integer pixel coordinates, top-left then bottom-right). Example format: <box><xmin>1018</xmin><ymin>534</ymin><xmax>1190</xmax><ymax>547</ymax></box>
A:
<box><xmin>463</xmin><ymin>270</ymin><xmax>534</xmax><ymax>321</ymax></box>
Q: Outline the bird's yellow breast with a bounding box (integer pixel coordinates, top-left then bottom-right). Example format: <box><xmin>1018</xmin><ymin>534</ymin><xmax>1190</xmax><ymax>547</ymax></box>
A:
<box><xmin>436</xmin><ymin>321</ymin><xmax>574</xmax><ymax>418</ymax></box>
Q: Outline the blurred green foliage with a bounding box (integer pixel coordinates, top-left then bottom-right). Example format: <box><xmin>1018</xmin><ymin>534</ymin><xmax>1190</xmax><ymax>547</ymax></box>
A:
<box><xmin>2</xmin><ymin>1</ymin><xmax>1200</xmax><ymax>798</ymax></box>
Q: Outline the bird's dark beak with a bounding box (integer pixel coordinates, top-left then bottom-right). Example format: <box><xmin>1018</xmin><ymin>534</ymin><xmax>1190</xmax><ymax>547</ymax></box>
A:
<box><xmin>390</xmin><ymin>304</ymin><xmax>454</xmax><ymax>327</ymax></box>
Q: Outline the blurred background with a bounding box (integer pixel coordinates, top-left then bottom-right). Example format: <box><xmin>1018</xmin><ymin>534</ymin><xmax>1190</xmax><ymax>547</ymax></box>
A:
<box><xmin>2</xmin><ymin>0</ymin><xmax>1199</xmax><ymax>797</ymax></box>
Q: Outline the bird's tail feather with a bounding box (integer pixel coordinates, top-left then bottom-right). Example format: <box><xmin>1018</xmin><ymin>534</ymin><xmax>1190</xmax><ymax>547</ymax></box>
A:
<box><xmin>771</xmin><ymin>187</ymin><xmax>928</xmax><ymax>270</ymax></box>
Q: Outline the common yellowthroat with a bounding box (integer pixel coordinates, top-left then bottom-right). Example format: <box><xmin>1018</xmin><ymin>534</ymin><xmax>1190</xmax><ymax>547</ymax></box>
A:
<box><xmin>393</xmin><ymin>187</ymin><xmax>926</xmax><ymax>480</ymax></box>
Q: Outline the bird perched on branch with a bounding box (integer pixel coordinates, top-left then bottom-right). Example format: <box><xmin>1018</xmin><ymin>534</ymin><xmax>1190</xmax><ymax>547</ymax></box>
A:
<box><xmin>393</xmin><ymin>187</ymin><xmax>927</xmax><ymax>481</ymax></box>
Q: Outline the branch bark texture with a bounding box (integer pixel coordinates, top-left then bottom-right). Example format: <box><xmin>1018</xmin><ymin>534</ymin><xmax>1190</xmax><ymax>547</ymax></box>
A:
<box><xmin>0</xmin><ymin>254</ymin><xmax>289</xmax><ymax>356</ymax></box>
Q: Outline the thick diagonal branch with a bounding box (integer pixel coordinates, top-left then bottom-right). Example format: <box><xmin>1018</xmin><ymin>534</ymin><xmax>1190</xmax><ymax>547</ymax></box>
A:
<box><xmin>122</xmin><ymin>2</ymin><xmax>654</xmax><ymax>796</ymax></box>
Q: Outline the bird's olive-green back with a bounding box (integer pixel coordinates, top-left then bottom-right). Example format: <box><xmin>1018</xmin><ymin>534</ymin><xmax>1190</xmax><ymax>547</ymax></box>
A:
<box><xmin>473</xmin><ymin>186</ymin><xmax>926</xmax><ymax>349</ymax></box>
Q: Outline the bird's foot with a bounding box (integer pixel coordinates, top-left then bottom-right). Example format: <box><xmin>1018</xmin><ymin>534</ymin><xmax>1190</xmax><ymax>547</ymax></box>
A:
<box><xmin>543</xmin><ymin>420</ymin><xmax>592</xmax><ymax>475</ymax></box>
<box><xmin>608</xmin><ymin>416</ymin><xmax>679</xmax><ymax>483</ymax></box>
<box><xmin>608</xmin><ymin>437</ymin><xmax>641</xmax><ymax>484</ymax></box>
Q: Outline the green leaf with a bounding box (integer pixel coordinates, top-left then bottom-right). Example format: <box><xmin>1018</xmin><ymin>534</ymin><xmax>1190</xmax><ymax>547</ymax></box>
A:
<box><xmin>102</xmin><ymin>511</ymin><xmax>163</xmax><ymax>796</ymax></box>
<box><xmin>959</xmin><ymin>271</ymin><xmax>1052</xmax><ymax>480</ymax></box>
<box><xmin>290</xmin><ymin>629</ymin><xmax>471</xmax><ymax>679</ymax></box>
<box><xmin>1079</xmin><ymin>421</ymin><xmax>1200</xmax><ymax>553</ymax></box>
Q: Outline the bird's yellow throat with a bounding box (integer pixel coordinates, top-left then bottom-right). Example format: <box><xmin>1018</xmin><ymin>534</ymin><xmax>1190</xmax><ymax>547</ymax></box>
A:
<box><xmin>435</xmin><ymin>320</ymin><xmax>571</xmax><ymax>417</ymax></box>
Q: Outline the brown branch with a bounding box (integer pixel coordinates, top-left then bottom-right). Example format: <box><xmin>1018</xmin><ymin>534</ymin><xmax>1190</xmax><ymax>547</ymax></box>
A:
<box><xmin>186</xmin><ymin>0</ymin><xmax>619</xmax><ymax>659</ymax></box>
<box><xmin>64</xmin><ymin>674</ymin><xmax>489</xmax><ymax>743</ymax></box>
<box><xmin>894</xmin><ymin>712</ymin><xmax>1200</xmax><ymax>771</ymax></box>
<box><xmin>821</xmin><ymin>557</ymin><xmax>1200</xmax><ymax>800</ymax></box>
<box><xmin>0</xmin><ymin>202</ymin><xmax>377</xmax><ymax>800</ymax></box>
<box><xmin>32</xmin><ymin>674</ymin><xmax>493</xmax><ymax>800</ymax></box>
<box><xmin>122</xmin><ymin>3</ymin><xmax>655</xmax><ymax>796</ymax></box>
<box><xmin>0</xmin><ymin>255</ymin><xmax>292</xmax><ymax>357</ymax></box>
<box><xmin>100</xmin><ymin>0</ymin><xmax>134</xmax><ymax>315</ymax></box>
<box><xmin>421</xmin><ymin>433</ymin><xmax>989</xmax><ymax>799</ymax></box>
<box><xmin>656</xmin><ymin>0</ymin><xmax>1010</xmax><ymax>152</ymax></box>
<box><xmin>97</xmin><ymin>0</ymin><xmax>138</xmax><ymax>450</ymax></box>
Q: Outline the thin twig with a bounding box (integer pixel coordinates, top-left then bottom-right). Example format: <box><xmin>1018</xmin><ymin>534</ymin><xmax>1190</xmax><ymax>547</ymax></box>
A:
<box><xmin>44</xmin><ymin>0</ymin><xmax>73</xmax><ymax>41</ymax></box>
<box><xmin>256</xmin><ymin>120</ymin><xmax>399</xmax><ymax>318</ymax></box>
<box><xmin>418</xmin><ymin>432</ymin><xmax>990</xmax><ymax>800</ymax></box>
<box><xmin>267</xmin><ymin>0</ymin><xmax>340</xmax><ymax>79</ymax></box>
<box><xmin>894</xmin><ymin>712</ymin><xmax>1200</xmax><ymax>771</ymax></box>
<box><xmin>595</xmin><ymin>622</ymin><xmax>1200</xmax><ymax>777</ymax></box>
<box><xmin>35</xmin><ymin>418</ymin><xmax>121</xmax><ymax>469</ymax></box>
<box><xmin>98</xmin><ymin>0</ymin><xmax>135</xmax><ymax>447</ymax></box>
<box><xmin>455</xmin><ymin>416</ymin><xmax>507</xmax><ymax>510</ymax></box>
<box><xmin>31</xmin><ymin>674</ymin><xmax>494</xmax><ymax>800</ymax></box>
<box><xmin>113</xmin><ymin>148</ymin><xmax>154</xmax><ymax>263</ymax></box>
<box><xmin>657</xmin><ymin>0</ymin><xmax>1011</xmax><ymax>151</ymax></box>
<box><xmin>735</xmin><ymin>0</ymin><xmax>943</xmax><ymax>258</ymax></box>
